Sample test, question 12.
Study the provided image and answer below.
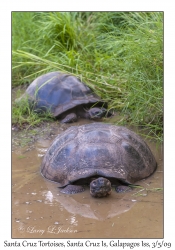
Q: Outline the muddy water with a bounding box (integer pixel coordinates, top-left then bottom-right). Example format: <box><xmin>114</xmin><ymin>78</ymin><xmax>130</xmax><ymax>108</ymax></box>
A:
<box><xmin>12</xmin><ymin>120</ymin><xmax>163</xmax><ymax>239</ymax></box>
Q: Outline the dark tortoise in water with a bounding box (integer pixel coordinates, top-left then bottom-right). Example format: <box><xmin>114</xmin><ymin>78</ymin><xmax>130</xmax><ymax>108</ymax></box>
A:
<box><xmin>22</xmin><ymin>71</ymin><xmax>110</xmax><ymax>123</ymax></box>
<box><xmin>41</xmin><ymin>123</ymin><xmax>157</xmax><ymax>198</ymax></box>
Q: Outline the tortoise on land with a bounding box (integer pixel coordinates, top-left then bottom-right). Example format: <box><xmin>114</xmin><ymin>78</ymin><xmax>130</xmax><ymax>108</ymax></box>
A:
<box><xmin>22</xmin><ymin>71</ymin><xmax>110</xmax><ymax>123</ymax></box>
<box><xmin>41</xmin><ymin>123</ymin><xmax>157</xmax><ymax>198</ymax></box>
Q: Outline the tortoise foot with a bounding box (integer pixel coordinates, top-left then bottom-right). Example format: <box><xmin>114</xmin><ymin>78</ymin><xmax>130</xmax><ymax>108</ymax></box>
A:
<box><xmin>59</xmin><ymin>185</ymin><xmax>85</xmax><ymax>194</ymax></box>
<box><xmin>61</xmin><ymin>113</ymin><xmax>78</xmax><ymax>123</ymax></box>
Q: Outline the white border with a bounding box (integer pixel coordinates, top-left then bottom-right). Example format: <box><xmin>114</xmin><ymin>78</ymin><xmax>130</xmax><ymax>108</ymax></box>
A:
<box><xmin>1</xmin><ymin>1</ymin><xmax>175</xmax><ymax>248</ymax></box>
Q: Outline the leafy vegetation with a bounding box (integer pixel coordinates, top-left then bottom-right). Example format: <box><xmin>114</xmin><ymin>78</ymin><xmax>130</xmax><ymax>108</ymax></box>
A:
<box><xmin>12</xmin><ymin>12</ymin><xmax>163</xmax><ymax>141</ymax></box>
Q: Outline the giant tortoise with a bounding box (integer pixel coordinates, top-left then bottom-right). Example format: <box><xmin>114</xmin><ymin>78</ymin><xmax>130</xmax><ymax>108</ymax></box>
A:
<box><xmin>21</xmin><ymin>71</ymin><xmax>110</xmax><ymax>123</ymax></box>
<box><xmin>41</xmin><ymin>123</ymin><xmax>157</xmax><ymax>198</ymax></box>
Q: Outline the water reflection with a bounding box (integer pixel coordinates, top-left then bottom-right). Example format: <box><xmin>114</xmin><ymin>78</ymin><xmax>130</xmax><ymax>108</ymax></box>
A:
<box><xmin>42</xmin><ymin>181</ymin><xmax>136</xmax><ymax>221</ymax></box>
<box><xmin>70</xmin><ymin>215</ymin><xmax>78</xmax><ymax>226</ymax></box>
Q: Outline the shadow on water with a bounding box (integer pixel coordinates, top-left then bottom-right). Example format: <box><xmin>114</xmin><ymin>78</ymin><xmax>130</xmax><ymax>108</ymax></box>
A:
<box><xmin>12</xmin><ymin>119</ymin><xmax>163</xmax><ymax>238</ymax></box>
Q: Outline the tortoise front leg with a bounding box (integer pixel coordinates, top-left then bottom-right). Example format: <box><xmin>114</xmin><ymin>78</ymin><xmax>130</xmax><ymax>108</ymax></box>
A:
<box><xmin>59</xmin><ymin>185</ymin><xmax>85</xmax><ymax>194</ymax></box>
<box><xmin>60</xmin><ymin>113</ymin><xmax>78</xmax><ymax>123</ymax></box>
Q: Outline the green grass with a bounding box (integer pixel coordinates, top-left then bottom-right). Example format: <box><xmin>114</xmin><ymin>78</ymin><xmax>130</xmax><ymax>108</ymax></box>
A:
<box><xmin>129</xmin><ymin>184</ymin><xmax>163</xmax><ymax>197</ymax></box>
<box><xmin>12</xmin><ymin>91</ymin><xmax>54</xmax><ymax>129</ymax></box>
<box><xmin>12</xmin><ymin>12</ymin><xmax>163</xmax><ymax>141</ymax></box>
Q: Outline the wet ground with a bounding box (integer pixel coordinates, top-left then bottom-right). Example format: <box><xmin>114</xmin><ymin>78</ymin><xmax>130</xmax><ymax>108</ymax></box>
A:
<box><xmin>12</xmin><ymin>119</ymin><xmax>163</xmax><ymax>239</ymax></box>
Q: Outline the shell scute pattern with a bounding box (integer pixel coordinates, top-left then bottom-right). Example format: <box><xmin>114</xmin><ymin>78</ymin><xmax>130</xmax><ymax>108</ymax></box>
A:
<box><xmin>41</xmin><ymin>123</ymin><xmax>157</xmax><ymax>187</ymax></box>
<box><xmin>24</xmin><ymin>72</ymin><xmax>107</xmax><ymax>118</ymax></box>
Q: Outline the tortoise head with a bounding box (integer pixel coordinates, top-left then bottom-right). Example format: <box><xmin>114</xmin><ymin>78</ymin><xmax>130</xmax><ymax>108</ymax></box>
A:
<box><xmin>88</xmin><ymin>107</ymin><xmax>109</xmax><ymax>119</ymax></box>
<box><xmin>90</xmin><ymin>177</ymin><xmax>112</xmax><ymax>198</ymax></box>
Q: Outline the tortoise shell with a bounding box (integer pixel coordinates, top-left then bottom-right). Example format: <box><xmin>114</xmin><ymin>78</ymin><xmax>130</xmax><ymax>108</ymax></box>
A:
<box><xmin>25</xmin><ymin>71</ymin><xmax>106</xmax><ymax>117</ymax></box>
<box><xmin>41</xmin><ymin>123</ymin><xmax>157</xmax><ymax>186</ymax></box>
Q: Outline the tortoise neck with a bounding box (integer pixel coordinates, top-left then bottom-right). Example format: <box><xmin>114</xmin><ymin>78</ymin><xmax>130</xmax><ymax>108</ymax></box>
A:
<box><xmin>76</xmin><ymin>106</ymin><xmax>90</xmax><ymax>119</ymax></box>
